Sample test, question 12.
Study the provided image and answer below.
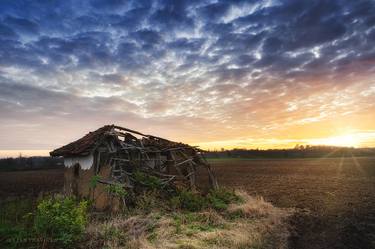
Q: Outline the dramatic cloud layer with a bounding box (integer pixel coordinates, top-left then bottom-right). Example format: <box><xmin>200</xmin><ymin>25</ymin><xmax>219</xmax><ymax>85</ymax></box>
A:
<box><xmin>0</xmin><ymin>0</ymin><xmax>374</xmax><ymax>152</ymax></box>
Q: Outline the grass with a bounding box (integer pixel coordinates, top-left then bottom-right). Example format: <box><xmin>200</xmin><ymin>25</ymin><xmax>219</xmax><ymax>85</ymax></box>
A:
<box><xmin>83</xmin><ymin>190</ymin><xmax>293</xmax><ymax>249</ymax></box>
<box><xmin>0</xmin><ymin>171</ymin><xmax>293</xmax><ymax>249</ymax></box>
<box><xmin>0</xmin><ymin>198</ymin><xmax>35</xmax><ymax>227</ymax></box>
<box><xmin>0</xmin><ymin>196</ymin><xmax>88</xmax><ymax>249</ymax></box>
<box><xmin>0</xmin><ymin>198</ymin><xmax>36</xmax><ymax>249</ymax></box>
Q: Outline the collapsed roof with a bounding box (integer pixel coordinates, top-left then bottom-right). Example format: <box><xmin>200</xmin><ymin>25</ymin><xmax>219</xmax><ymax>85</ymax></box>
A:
<box><xmin>50</xmin><ymin>125</ymin><xmax>199</xmax><ymax>157</ymax></box>
<box><xmin>50</xmin><ymin>125</ymin><xmax>218</xmax><ymax>190</ymax></box>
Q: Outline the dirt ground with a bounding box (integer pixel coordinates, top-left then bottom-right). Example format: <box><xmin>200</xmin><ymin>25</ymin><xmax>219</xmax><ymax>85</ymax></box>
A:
<box><xmin>1</xmin><ymin>157</ymin><xmax>374</xmax><ymax>249</ymax></box>
<box><xmin>0</xmin><ymin>169</ymin><xmax>64</xmax><ymax>198</ymax></box>
<box><xmin>209</xmin><ymin>157</ymin><xmax>375</xmax><ymax>249</ymax></box>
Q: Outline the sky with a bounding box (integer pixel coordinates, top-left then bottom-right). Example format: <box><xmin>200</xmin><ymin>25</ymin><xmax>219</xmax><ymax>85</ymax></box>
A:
<box><xmin>0</xmin><ymin>0</ymin><xmax>374</xmax><ymax>157</ymax></box>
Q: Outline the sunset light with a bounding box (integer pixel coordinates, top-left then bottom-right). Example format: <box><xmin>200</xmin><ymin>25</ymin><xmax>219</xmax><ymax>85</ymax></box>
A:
<box><xmin>309</xmin><ymin>134</ymin><xmax>360</xmax><ymax>148</ymax></box>
<box><xmin>195</xmin><ymin>134</ymin><xmax>374</xmax><ymax>151</ymax></box>
<box><xmin>1</xmin><ymin>1</ymin><xmax>375</xmax><ymax>249</ymax></box>
<box><xmin>0</xmin><ymin>0</ymin><xmax>374</xmax><ymax>155</ymax></box>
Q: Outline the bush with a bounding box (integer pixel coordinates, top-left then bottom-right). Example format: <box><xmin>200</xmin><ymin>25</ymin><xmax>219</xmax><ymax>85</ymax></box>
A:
<box><xmin>171</xmin><ymin>190</ymin><xmax>207</xmax><ymax>212</ymax></box>
<box><xmin>133</xmin><ymin>171</ymin><xmax>164</xmax><ymax>190</ymax></box>
<box><xmin>208</xmin><ymin>188</ymin><xmax>242</xmax><ymax>211</ymax></box>
<box><xmin>170</xmin><ymin>189</ymin><xmax>242</xmax><ymax>212</ymax></box>
<box><xmin>105</xmin><ymin>183</ymin><xmax>127</xmax><ymax>198</ymax></box>
<box><xmin>34</xmin><ymin>197</ymin><xmax>88</xmax><ymax>248</ymax></box>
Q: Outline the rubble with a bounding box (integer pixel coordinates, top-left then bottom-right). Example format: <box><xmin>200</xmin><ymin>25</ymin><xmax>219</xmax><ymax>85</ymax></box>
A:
<box><xmin>50</xmin><ymin>125</ymin><xmax>218</xmax><ymax>208</ymax></box>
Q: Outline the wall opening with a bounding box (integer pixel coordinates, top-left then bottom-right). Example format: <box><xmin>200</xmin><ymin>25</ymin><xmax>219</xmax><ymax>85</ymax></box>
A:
<box><xmin>73</xmin><ymin>163</ymin><xmax>80</xmax><ymax>177</ymax></box>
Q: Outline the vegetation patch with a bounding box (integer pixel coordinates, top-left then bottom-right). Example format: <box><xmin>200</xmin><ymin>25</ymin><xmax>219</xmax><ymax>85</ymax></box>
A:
<box><xmin>169</xmin><ymin>188</ymin><xmax>243</xmax><ymax>212</ymax></box>
<box><xmin>0</xmin><ymin>196</ymin><xmax>88</xmax><ymax>249</ymax></box>
<box><xmin>1</xmin><ymin>189</ymin><xmax>292</xmax><ymax>249</ymax></box>
<box><xmin>105</xmin><ymin>183</ymin><xmax>128</xmax><ymax>198</ymax></box>
<box><xmin>82</xmin><ymin>190</ymin><xmax>293</xmax><ymax>249</ymax></box>
<box><xmin>133</xmin><ymin>171</ymin><xmax>164</xmax><ymax>190</ymax></box>
<box><xmin>34</xmin><ymin>197</ymin><xmax>88</xmax><ymax>248</ymax></box>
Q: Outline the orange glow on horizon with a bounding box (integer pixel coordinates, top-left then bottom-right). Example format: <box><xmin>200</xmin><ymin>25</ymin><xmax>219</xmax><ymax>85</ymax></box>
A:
<box><xmin>193</xmin><ymin>131</ymin><xmax>375</xmax><ymax>151</ymax></box>
<box><xmin>1</xmin><ymin>131</ymin><xmax>375</xmax><ymax>158</ymax></box>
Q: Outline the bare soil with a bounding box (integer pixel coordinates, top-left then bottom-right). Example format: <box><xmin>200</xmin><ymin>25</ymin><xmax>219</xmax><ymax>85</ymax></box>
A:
<box><xmin>0</xmin><ymin>169</ymin><xmax>64</xmax><ymax>198</ymax></box>
<box><xmin>209</xmin><ymin>157</ymin><xmax>375</xmax><ymax>249</ymax></box>
<box><xmin>1</xmin><ymin>157</ymin><xmax>374</xmax><ymax>249</ymax></box>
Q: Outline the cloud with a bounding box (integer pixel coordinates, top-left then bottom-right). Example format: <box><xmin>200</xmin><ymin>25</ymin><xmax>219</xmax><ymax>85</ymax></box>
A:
<box><xmin>0</xmin><ymin>0</ymin><xmax>374</xmax><ymax>150</ymax></box>
<box><xmin>4</xmin><ymin>15</ymin><xmax>39</xmax><ymax>35</ymax></box>
<box><xmin>0</xmin><ymin>23</ymin><xmax>18</xmax><ymax>38</ymax></box>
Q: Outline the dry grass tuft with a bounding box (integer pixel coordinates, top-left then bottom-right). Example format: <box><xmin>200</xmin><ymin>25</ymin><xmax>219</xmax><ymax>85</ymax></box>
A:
<box><xmin>83</xmin><ymin>190</ymin><xmax>293</xmax><ymax>249</ymax></box>
<box><xmin>227</xmin><ymin>190</ymin><xmax>280</xmax><ymax>218</ymax></box>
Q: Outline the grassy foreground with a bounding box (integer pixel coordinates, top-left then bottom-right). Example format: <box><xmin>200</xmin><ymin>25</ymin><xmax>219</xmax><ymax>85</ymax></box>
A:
<box><xmin>0</xmin><ymin>189</ymin><xmax>293</xmax><ymax>249</ymax></box>
<box><xmin>83</xmin><ymin>190</ymin><xmax>292</xmax><ymax>249</ymax></box>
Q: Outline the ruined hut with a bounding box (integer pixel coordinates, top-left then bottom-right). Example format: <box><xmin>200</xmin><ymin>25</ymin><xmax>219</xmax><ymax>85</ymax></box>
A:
<box><xmin>50</xmin><ymin>125</ymin><xmax>218</xmax><ymax>210</ymax></box>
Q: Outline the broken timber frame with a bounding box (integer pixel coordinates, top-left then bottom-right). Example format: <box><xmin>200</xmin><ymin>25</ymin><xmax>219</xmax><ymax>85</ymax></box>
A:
<box><xmin>93</xmin><ymin>125</ymin><xmax>218</xmax><ymax>191</ymax></box>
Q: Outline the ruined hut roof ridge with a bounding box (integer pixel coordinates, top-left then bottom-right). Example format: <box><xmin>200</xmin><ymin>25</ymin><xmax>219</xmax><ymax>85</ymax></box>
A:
<box><xmin>50</xmin><ymin>124</ymin><xmax>201</xmax><ymax>157</ymax></box>
<box><xmin>50</xmin><ymin>125</ymin><xmax>114</xmax><ymax>157</ymax></box>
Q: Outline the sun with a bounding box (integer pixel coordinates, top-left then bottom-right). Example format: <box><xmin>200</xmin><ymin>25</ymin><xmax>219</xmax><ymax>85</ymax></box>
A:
<box><xmin>325</xmin><ymin>134</ymin><xmax>360</xmax><ymax>147</ymax></box>
<box><xmin>311</xmin><ymin>134</ymin><xmax>360</xmax><ymax>147</ymax></box>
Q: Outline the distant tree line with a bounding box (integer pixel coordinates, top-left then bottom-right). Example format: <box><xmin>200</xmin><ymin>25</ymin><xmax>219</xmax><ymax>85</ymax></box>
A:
<box><xmin>1</xmin><ymin>145</ymin><xmax>374</xmax><ymax>171</ymax></box>
<box><xmin>205</xmin><ymin>145</ymin><xmax>375</xmax><ymax>159</ymax></box>
<box><xmin>0</xmin><ymin>156</ymin><xmax>63</xmax><ymax>171</ymax></box>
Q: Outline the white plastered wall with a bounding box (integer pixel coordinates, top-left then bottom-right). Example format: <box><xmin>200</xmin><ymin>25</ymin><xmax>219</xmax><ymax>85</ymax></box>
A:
<box><xmin>64</xmin><ymin>154</ymin><xmax>94</xmax><ymax>170</ymax></box>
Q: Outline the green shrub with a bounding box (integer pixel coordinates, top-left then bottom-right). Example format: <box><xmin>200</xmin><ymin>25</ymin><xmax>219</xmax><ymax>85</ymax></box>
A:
<box><xmin>89</xmin><ymin>175</ymin><xmax>101</xmax><ymax>189</ymax></box>
<box><xmin>208</xmin><ymin>196</ymin><xmax>228</xmax><ymax>210</ymax></box>
<box><xmin>133</xmin><ymin>171</ymin><xmax>163</xmax><ymax>190</ymax></box>
<box><xmin>170</xmin><ymin>188</ymin><xmax>242</xmax><ymax>212</ymax></box>
<box><xmin>105</xmin><ymin>183</ymin><xmax>127</xmax><ymax>198</ymax></box>
<box><xmin>208</xmin><ymin>188</ymin><xmax>242</xmax><ymax>211</ymax></box>
<box><xmin>34</xmin><ymin>197</ymin><xmax>88</xmax><ymax>248</ymax></box>
<box><xmin>172</xmin><ymin>190</ymin><xmax>207</xmax><ymax>212</ymax></box>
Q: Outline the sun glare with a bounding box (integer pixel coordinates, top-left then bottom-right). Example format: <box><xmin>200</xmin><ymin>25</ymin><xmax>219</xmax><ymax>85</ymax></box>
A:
<box><xmin>310</xmin><ymin>134</ymin><xmax>360</xmax><ymax>147</ymax></box>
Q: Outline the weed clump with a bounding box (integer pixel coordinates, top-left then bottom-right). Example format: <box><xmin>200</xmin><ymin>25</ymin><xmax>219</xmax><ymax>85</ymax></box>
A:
<box><xmin>207</xmin><ymin>188</ymin><xmax>243</xmax><ymax>211</ymax></box>
<box><xmin>134</xmin><ymin>171</ymin><xmax>164</xmax><ymax>190</ymax></box>
<box><xmin>170</xmin><ymin>188</ymin><xmax>242</xmax><ymax>212</ymax></box>
<box><xmin>34</xmin><ymin>197</ymin><xmax>88</xmax><ymax>248</ymax></box>
<box><xmin>171</xmin><ymin>190</ymin><xmax>208</xmax><ymax>212</ymax></box>
<box><xmin>0</xmin><ymin>197</ymin><xmax>88</xmax><ymax>249</ymax></box>
<box><xmin>105</xmin><ymin>183</ymin><xmax>128</xmax><ymax>198</ymax></box>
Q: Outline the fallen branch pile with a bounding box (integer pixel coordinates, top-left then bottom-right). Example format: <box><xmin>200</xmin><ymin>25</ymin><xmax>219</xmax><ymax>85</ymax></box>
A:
<box><xmin>51</xmin><ymin>125</ymin><xmax>218</xmax><ymax>192</ymax></box>
<box><xmin>103</xmin><ymin>125</ymin><xmax>218</xmax><ymax>190</ymax></box>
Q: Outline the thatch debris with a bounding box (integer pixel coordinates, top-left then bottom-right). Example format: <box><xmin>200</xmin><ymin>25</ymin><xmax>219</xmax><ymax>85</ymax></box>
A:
<box><xmin>50</xmin><ymin>125</ymin><xmax>218</xmax><ymax>200</ymax></box>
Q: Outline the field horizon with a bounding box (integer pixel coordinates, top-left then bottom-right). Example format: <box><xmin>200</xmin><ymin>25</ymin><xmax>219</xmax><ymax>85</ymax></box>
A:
<box><xmin>1</xmin><ymin>0</ymin><xmax>375</xmax><ymax>248</ymax></box>
<box><xmin>1</xmin><ymin>156</ymin><xmax>375</xmax><ymax>248</ymax></box>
